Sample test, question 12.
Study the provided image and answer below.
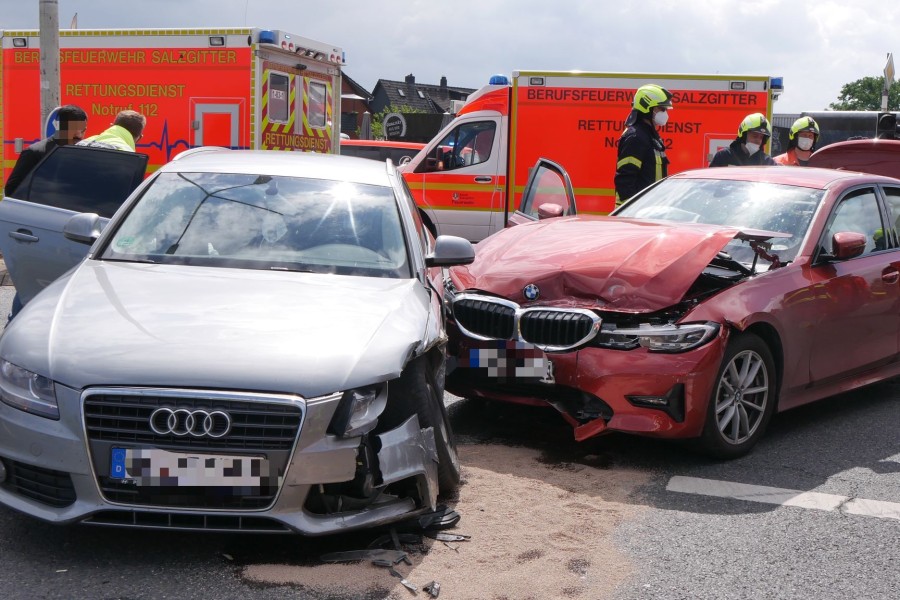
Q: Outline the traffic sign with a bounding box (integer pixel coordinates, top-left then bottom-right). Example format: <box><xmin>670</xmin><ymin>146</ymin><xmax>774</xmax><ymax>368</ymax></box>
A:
<box><xmin>44</xmin><ymin>106</ymin><xmax>63</xmax><ymax>138</ymax></box>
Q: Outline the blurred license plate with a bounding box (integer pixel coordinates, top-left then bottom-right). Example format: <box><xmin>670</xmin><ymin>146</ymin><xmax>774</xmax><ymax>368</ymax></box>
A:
<box><xmin>463</xmin><ymin>341</ymin><xmax>554</xmax><ymax>382</ymax></box>
<box><xmin>110</xmin><ymin>447</ymin><xmax>272</xmax><ymax>487</ymax></box>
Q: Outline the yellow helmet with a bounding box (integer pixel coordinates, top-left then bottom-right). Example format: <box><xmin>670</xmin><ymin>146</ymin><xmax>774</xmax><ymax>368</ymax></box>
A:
<box><xmin>633</xmin><ymin>84</ymin><xmax>674</xmax><ymax>114</ymax></box>
<box><xmin>738</xmin><ymin>113</ymin><xmax>772</xmax><ymax>140</ymax></box>
<box><xmin>789</xmin><ymin>116</ymin><xmax>819</xmax><ymax>141</ymax></box>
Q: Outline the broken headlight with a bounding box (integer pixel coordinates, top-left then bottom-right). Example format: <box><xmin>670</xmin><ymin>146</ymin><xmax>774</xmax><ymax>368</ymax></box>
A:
<box><xmin>328</xmin><ymin>383</ymin><xmax>388</xmax><ymax>437</ymax></box>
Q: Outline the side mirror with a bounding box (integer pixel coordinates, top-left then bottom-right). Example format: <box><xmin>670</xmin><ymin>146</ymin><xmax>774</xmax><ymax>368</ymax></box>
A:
<box><xmin>832</xmin><ymin>231</ymin><xmax>867</xmax><ymax>260</ymax></box>
<box><xmin>63</xmin><ymin>212</ymin><xmax>103</xmax><ymax>245</ymax></box>
<box><xmin>425</xmin><ymin>235</ymin><xmax>475</xmax><ymax>267</ymax></box>
<box><xmin>537</xmin><ymin>203</ymin><xmax>564</xmax><ymax>220</ymax></box>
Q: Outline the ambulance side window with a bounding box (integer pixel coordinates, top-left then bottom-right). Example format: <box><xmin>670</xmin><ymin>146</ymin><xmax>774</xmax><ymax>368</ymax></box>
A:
<box><xmin>269</xmin><ymin>73</ymin><xmax>290</xmax><ymax>123</ymax></box>
<box><xmin>418</xmin><ymin>121</ymin><xmax>496</xmax><ymax>173</ymax></box>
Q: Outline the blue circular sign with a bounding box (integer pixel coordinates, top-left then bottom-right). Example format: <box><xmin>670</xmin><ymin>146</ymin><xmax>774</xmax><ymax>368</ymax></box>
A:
<box><xmin>44</xmin><ymin>106</ymin><xmax>63</xmax><ymax>138</ymax></box>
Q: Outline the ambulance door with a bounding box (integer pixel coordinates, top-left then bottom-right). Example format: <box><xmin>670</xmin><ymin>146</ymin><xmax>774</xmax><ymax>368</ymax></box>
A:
<box><xmin>192</xmin><ymin>103</ymin><xmax>241</xmax><ymax>148</ymax></box>
<box><xmin>411</xmin><ymin>118</ymin><xmax>501</xmax><ymax>243</ymax></box>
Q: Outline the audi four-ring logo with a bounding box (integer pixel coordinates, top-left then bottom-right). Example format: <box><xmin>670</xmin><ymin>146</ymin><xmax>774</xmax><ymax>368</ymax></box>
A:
<box><xmin>149</xmin><ymin>408</ymin><xmax>232</xmax><ymax>438</ymax></box>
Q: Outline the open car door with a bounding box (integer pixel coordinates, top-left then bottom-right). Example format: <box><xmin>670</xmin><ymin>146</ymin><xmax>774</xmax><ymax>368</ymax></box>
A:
<box><xmin>506</xmin><ymin>158</ymin><xmax>577</xmax><ymax>227</ymax></box>
<box><xmin>0</xmin><ymin>145</ymin><xmax>148</xmax><ymax>306</ymax></box>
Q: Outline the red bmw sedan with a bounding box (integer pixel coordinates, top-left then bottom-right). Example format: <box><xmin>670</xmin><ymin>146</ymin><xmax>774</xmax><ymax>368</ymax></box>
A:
<box><xmin>445</xmin><ymin>161</ymin><xmax>900</xmax><ymax>458</ymax></box>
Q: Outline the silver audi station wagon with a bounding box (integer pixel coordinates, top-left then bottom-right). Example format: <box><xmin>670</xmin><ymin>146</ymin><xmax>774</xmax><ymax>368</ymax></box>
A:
<box><xmin>0</xmin><ymin>148</ymin><xmax>474</xmax><ymax>534</ymax></box>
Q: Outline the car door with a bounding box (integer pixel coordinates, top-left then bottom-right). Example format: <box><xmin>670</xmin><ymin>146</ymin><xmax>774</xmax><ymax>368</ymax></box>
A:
<box><xmin>506</xmin><ymin>158</ymin><xmax>577</xmax><ymax>227</ymax></box>
<box><xmin>409</xmin><ymin>118</ymin><xmax>501</xmax><ymax>242</ymax></box>
<box><xmin>0</xmin><ymin>145</ymin><xmax>148</xmax><ymax>305</ymax></box>
<box><xmin>806</xmin><ymin>186</ymin><xmax>900</xmax><ymax>383</ymax></box>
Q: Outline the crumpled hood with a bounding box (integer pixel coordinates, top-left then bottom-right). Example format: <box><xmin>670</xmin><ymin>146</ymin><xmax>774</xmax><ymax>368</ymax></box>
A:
<box><xmin>452</xmin><ymin>216</ymin><xmax>746</xmax><ymax>312</ymax></box>
<box><xmin>1</xmin><ymin>262</ymin><xmax>432</xmax><ymax>396</ymax></box>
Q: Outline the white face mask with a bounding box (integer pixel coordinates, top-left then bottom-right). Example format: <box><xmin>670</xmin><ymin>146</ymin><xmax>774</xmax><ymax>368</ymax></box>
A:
<box><xmin>797</xmin><ymin>137</ymin><xmax>814</xmax><ymax>151</ymax></box>
<box><xmin>744</xmin><ymin>142</ymin><xmax>760</xmax><ymax>156</ymax></box>
<box><xmin>653</xmin><ymin>110</ymin><xmax>669</xmax><ymax>127</ymax></box>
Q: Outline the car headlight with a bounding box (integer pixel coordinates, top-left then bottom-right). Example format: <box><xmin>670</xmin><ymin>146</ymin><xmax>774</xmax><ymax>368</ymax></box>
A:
<box><xmin>328</xmin><ymin>383</ymin><xmax>388</xmax><ymax>438</ymax></box>
<box><xmin>0</xmin><ymin>359</ymin><xmax>58</xmax><ymax>419</ymax></box>
<box><xmin>596</xmin><ymin>322</ymin><xmax>720</xmax><ymax>353</ymax></box>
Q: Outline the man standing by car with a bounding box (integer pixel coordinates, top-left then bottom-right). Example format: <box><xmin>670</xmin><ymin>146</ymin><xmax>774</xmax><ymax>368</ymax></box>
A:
<box><xmin>4</xmin><ymin>104</ymin><xmax>88</xmax><ymax>197</ymax></box>
<box><xmin>774</xmin><ymin>117</ymin><xmax>820</xmax><ymax>166</ymax></box>
<box><xmin>77</xmin><ymin>109</ymin><xmax>146</xmax><ymax>151</ymax></box>
<box><xmin>709</xmin><ymin>113</ymin><xmax>776</xmax><ymax>167</ymax></box>
<box><xmin>614</xmin><ymin>84</ymin><xmax>674</xmax><ymax>206</ymax></box>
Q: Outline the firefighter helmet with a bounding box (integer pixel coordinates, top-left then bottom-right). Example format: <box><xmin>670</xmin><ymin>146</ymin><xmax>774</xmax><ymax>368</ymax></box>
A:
<box><xmin>789</xmin><ymin>116</ymin><xmax>819</xmax><ymax>141</ymax></box>
<box><xmin>633</xmin><ymin>84</ymin><xmax>674</xmax><ymax>114</ymax></box>
<box><xmin>738</xmin><ymin>113</ymin><xmax>772</xmax><ymax>141</ymax></box>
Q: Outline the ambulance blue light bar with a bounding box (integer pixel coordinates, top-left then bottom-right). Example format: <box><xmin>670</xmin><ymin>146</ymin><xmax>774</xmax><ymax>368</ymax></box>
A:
<box><xmin>258</xmin><ymin>30</ymin><xmax>277</xmax><ymax>44</ymax></box>
<box><xmin>489</xmin><ymin>74</ymin><xmax>509</xmax><ymax>85</ymax></box>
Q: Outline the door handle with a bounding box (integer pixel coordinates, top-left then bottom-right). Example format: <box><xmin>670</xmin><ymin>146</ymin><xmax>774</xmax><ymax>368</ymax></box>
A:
<box><xmin>473</xmin><ymin>176</ymin><xmax>492</xmax><ymax>183</ymax></box>
<box><xmin>882</xmin><ymin>268</ymin><xmax>900</xmax><ymax>284</ymax></box>
<box><xmin>9</xmin><ymin>230</ymin><xmax>38</xmax><ymax>243</ymax></box>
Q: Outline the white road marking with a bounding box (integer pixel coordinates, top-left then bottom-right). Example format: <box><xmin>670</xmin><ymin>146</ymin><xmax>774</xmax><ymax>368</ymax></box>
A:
<box><xmin>667</xmin><ymin>476</ymin><xmax>900</xmax><ymax>521</ymax></box>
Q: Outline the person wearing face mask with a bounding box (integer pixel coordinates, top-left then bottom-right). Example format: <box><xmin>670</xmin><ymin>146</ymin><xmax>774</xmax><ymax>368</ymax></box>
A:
<box><xmin>709</xmin><ymin>112</ymin><xmax>776</xmax><ymax>167</ymax></box>
<box><xmin>614</xmin><ymin>84</ymin><xmax>674</xmax><ymax>206</ymax></box>
<box><xmin>773</xmin><ymin>117</ymin><xmax>820</xmax><ymax>166</ymax></box>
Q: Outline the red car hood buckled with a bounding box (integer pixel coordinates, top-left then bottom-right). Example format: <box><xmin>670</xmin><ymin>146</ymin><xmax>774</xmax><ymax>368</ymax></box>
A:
<box><xmin>453</xmin><ymin>217</ymin><xmax>774</xmax><ymax>312</ymax></box>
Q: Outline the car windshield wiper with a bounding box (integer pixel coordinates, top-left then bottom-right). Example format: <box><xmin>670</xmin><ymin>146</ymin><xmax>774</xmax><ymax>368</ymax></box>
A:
<box><xmin>268</xmin><ymin>265</ymin><xmax>315</xmax><ymax>273</ymax></box>
<box><xmin>103</xmin><ymin>257</ymin><xmax>157</xmax><ymax>264</ymax></box>
<box><xmin>711</xmin><ymin>251</ymin><xmax>753</xmax><ymax>276</ymax></box>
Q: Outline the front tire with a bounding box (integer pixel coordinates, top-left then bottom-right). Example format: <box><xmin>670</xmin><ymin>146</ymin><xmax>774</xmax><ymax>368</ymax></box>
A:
<box><xmin>699</xmin><ymin>333</ymin><xmax>776</xmax><ymax>459</ymax></box>
<box><xmin>384</xmin><ymin>357</ymin><xmax>461</xmax><ymax>493</ymax></box>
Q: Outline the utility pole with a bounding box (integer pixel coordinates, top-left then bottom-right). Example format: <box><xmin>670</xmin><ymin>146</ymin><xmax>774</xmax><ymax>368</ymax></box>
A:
<box><xmin>39</xmin><ymin>0</ymin><xmax>60</xmax><ymax>132</ymax></box>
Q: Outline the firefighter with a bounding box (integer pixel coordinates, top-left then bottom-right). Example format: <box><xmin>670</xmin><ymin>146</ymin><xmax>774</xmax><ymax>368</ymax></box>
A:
<box><xmin>5</xmin><ymin>104</ymin><xmax>88</xmax><ymax>197</ymax></box>
<box><xmin>773</xmin><ymin>116</ymin><xmax>820</xmax><ymax>166</ymax></box>
<box><xmin>614</xmin><ymin>84</ymin><xmax>673</xmax><ymax>206</ymax></box>
<box><xmin>709</xmin><ymin>112</ymin><xmax>776</xmax><ymax>167</ymax></box>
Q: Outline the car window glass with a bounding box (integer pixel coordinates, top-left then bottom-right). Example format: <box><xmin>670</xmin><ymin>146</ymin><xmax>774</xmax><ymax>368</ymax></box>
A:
<box><xmin>18</xmin><ymin>145</ymin><xmax>148</xmax><ymax>218</ymax></box>
<box><xmin>881</xmin><ymin>186</ymin><xmax>900</xmax><ymax>247</ymax></box>
<box><xmin>823</xmin><ymin>188</ymin><xmax>883</xmax><ymax>255</ymax></box>
<box><xmin>519</xmin><ymin>164</ymin><xmax>573</xmax><ymax>218</ymax></box>
<box><xmin>417</xmin><ymin>121</ymin><xmax>495</xmax><ymax>173</ymax></box>
<box><xmin>102</xmin><ymin>172</ymin><xmax>411</xmax><ymax>278</ymax></box>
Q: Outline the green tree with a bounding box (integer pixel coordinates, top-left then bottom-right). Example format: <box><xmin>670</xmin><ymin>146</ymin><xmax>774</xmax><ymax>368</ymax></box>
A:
<box><xmin>829</xmin><ymin>76</ymin><xmax>900</xmax><ymax>110</ymax></box>
<box><xmin>369</xmin><ymin>104</ymin><xmax>427</xmax><ymax>139</ymax></box>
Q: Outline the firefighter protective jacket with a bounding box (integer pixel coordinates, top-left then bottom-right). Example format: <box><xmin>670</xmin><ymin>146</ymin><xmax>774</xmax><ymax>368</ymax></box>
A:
<box><xmin>709</xmin><ymin>139</ymin><xmax>776</xmax><ymax>167</ymax></box>
<box><xmin>773</xmin><ymin>148</ymin><xmax>810</xmax><ymax>166</ymax></box>
<box><xmin>614</xmin><ymin>117</ymin><xmax>668</xmax><ymax>204</ymax></box>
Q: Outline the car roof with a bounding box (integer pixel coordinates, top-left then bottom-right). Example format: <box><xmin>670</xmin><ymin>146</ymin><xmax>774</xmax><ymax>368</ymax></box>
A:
<box><xmin>668</xmin><ymin>165</ymin><xmax>900</xmax><ymax>188</ymax></box>
<box><xmin>163</xmin><ymin>149</ymin><xmax>395</xmax><ymax>186</ymax></box>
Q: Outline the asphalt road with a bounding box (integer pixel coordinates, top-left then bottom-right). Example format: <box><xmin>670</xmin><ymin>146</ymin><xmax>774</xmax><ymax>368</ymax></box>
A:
<box><xmin>0</xmin><ymin>275</ymin><xmax>898</xmax><ymax>599</ymax></box>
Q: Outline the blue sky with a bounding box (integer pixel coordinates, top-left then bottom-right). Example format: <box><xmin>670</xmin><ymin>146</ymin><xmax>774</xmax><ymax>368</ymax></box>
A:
<box><xmin>2</xmin><ymin>0</ymin><xmax>897</xmax><ymax>114</ymax></box>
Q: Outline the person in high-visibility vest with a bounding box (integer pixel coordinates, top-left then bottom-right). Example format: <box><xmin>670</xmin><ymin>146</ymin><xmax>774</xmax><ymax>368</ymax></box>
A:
<box><xmin>710</xmin><ymin>112</ymin><xmax>776</xmax><ymax>167</ymax></box>
<box><xmin>614</xmin><ymin>84</ymin><xmax>673</xmax><ymax>206</ymax></box>
<box><xmin>774</xmin><ymin>117</ymin><xmax>820</xmax><ymax>166</ymax></box>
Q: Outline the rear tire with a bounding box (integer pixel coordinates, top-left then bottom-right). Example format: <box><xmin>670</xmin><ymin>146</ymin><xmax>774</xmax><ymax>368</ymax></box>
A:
<box><xmin>383</xmin><ymin>357</ymin><xmax>461</xmax><ymax>493</ymax></box>
<box><xmin>698</xmin><ymin>333</ymin><xmax>776</xmax><ymax>459</ymax></box>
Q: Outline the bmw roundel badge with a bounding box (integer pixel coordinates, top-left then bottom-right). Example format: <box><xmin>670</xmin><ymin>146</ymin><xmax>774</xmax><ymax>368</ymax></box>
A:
<box><xmin>523</xmin><ymin>284</ymin><xmax>540</xmax><ymax>301</ymax></box>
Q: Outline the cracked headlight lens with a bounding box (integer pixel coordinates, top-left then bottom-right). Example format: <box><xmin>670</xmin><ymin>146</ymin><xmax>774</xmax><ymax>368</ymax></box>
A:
<box><xmin>0</xmin><ymin>359</ymin><xmax>58</xmax><ymax>419</ymax></box>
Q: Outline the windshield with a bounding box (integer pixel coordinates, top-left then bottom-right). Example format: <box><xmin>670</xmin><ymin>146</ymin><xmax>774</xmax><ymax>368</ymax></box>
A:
<box><xmin>101</xmin><ymin>172</ymin><xmax>411</xmax><ymax>278</ymax></box>
<box><xmin>616</xmin><ymin>178</ymin><xmax>825</xmax><ymax>265</ymax></box>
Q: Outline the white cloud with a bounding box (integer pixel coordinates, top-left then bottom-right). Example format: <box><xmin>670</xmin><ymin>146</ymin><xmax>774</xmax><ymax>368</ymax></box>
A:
<box><xmin>1</xmin><ymin>0</ymin><xmax>898</xmax><ymax>113</ymax></box>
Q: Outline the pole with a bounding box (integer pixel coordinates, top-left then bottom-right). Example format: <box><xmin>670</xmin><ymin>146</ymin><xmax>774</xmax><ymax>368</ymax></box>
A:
<box><xmin>39</xmin><ymin>0</ymin><xmax>60</xmax><ymax>132</ymax></box>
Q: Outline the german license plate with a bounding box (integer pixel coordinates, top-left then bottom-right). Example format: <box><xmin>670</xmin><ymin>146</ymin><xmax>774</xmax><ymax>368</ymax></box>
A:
<box><xmin>463</xmin><ymin>340</ymin><xmax>554</xmax><ymax>382</ymax></box>
<box><xmin>110</xmin><ymin>447</ymin><xmax>274</xmax><ymax>487</ymax></box>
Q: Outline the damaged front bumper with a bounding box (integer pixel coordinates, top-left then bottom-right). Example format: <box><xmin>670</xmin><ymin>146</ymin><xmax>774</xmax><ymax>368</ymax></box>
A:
<box><xmin>447</xmin><ymin>329</ymin><xmax>729</xmax><ymax>441</ymax></box>
<box><xmin>0</xmin><ymin>385</ymin><xmax>441</xmax><ymax>535</ymax></box>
